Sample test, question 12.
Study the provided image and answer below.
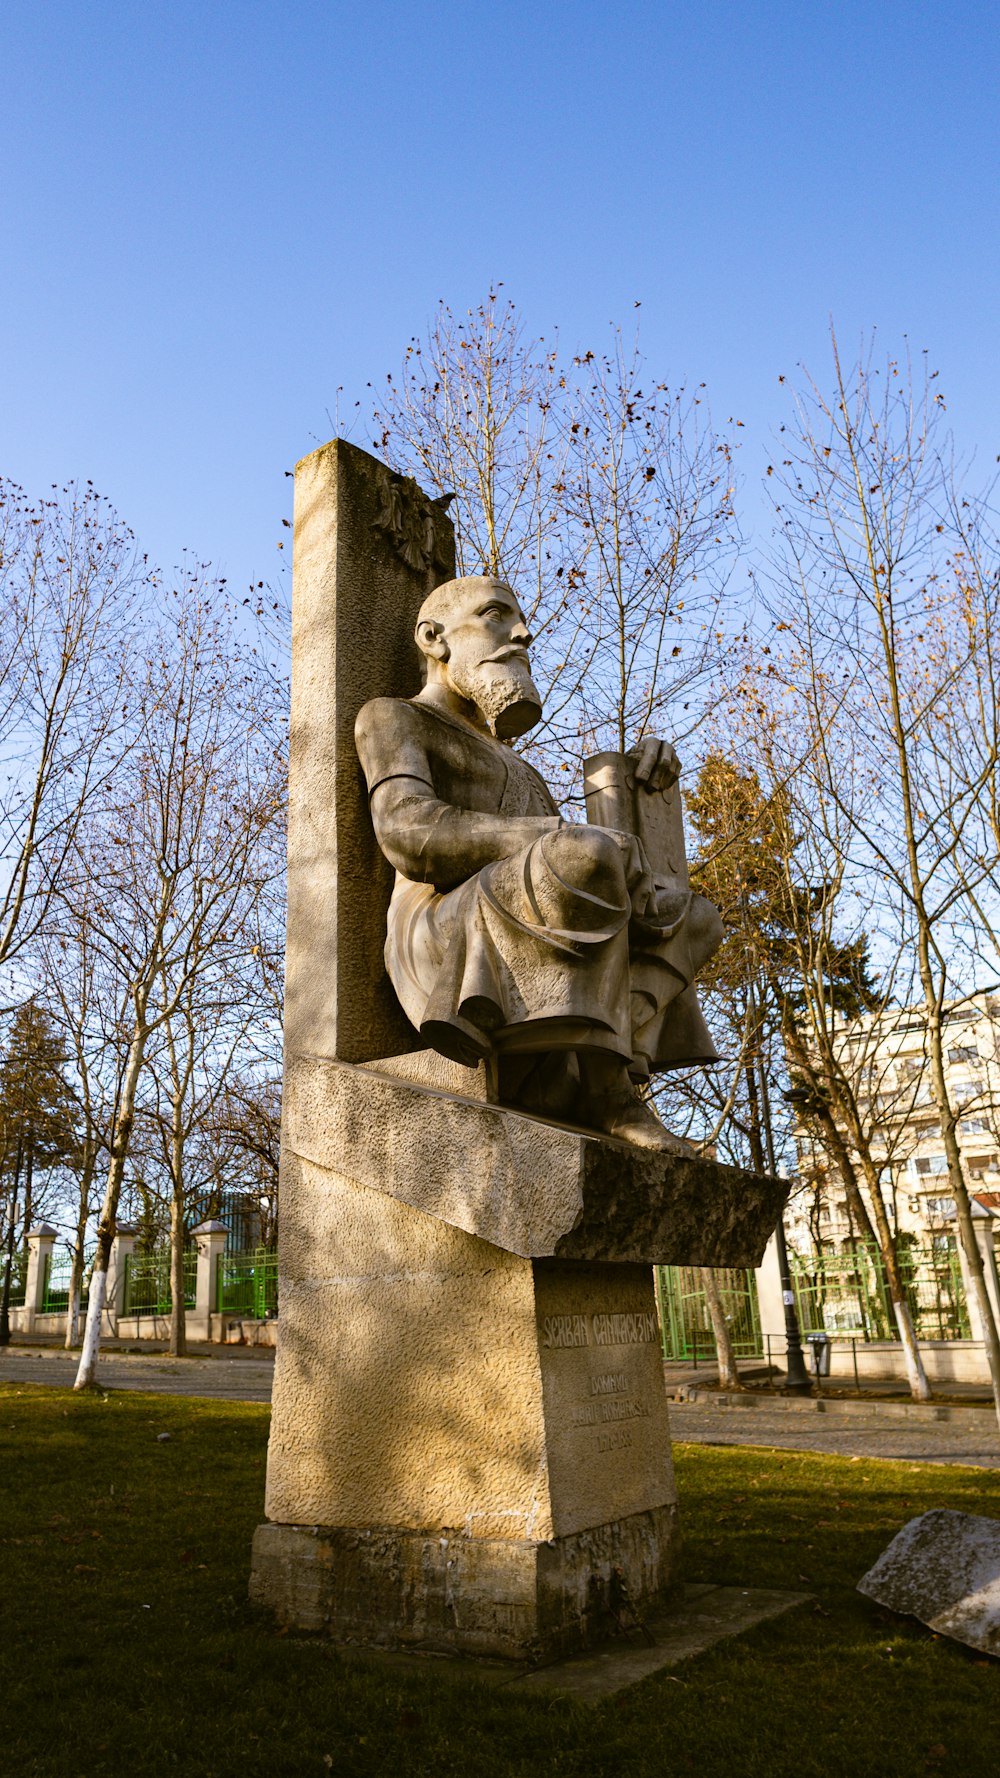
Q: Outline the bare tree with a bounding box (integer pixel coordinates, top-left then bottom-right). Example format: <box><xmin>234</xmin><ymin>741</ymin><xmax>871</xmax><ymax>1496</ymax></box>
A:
<box><xmin>756</xmin><ymin>332</ymin><xmax>1000</xmax><ymax>1423</ymax></box>
<box><xmin>72</xmin><ymin>574</ymin><xmax>286</xmax><ymax>1388</ymax></box>
<box><xmin>139</xmin><ymin>922</ymin><xmax>281</xmax><ymax>1355</ymax></box>
<box><xmin>372</xmin><ymin>295</ymin><xmax>742</xmax><ymax>802</ymax></box>
<box><xmin>0</xmin><ymin>480</ymin><xmax>146</xmax><ymax>977</ymax></box>
<box><xmin>33</xmin><ymin>891</ymin><xmax>121</xmax><ymax>1347</ymax></box>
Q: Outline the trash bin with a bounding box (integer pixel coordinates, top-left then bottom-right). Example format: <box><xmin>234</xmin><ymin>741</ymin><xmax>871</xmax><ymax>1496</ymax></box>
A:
<box><xmin>806</xmin><ymin>1331</ymin><xmax>831</xmax><ymax>1378</ymax></box>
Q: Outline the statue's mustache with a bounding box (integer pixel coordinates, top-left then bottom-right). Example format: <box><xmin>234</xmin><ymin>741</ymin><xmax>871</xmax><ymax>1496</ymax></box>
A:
<box><xmin>481</xmin><ymin>645</ymin><xmax>531</xmax><ymax>665</ymax></box>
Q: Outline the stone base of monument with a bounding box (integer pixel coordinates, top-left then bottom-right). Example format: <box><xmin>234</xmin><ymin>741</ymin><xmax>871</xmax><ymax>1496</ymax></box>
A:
<box><xmin>249</xmin><ymin>1059</ymin><xmax>786</xmax><ymax>1662</ymax></box>
<box><xmin>250</xmin><ymin>1504</ymin><xmax>678</xmax><ymax>1661</ymax></box>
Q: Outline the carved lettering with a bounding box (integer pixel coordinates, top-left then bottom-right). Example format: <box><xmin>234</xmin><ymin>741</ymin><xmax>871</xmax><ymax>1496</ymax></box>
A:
<box><xmin>599</xmin><ymin>1397</ymin><xmax>649</xmax><ymax>1423</ymax></box>
<box><xmin>591</xmin><ymin>1371</ymin><xmax>628</xmax><ymax>1395</ymax></box>
<box><xmin>590</xmin><ymin>1311</ymin><xmax>659</xmax><ymax>1347</ymax></box>
<box><xmin>597</xmin><ymin>1428</ymin><xmax>634</xmax><ymax>1453</ymax></box>
<box><xmin>542</xmin><ymin>1314</ymin><xmax>590</xmax><ymax>1349</ymax></box>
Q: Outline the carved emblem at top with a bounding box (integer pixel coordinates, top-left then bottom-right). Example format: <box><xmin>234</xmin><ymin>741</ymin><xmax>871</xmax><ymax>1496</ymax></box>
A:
<box><xmin>373</xmin><ymin>467</ymin><xmax>452</xmax><ymax>575</ymax></box>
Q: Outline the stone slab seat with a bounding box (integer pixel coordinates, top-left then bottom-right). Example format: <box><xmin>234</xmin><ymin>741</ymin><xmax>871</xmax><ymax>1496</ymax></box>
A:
<box><xmin>289</xmin><ymin>1052</ymin><xmax>787</xmax><ymax>1266</ymax></box>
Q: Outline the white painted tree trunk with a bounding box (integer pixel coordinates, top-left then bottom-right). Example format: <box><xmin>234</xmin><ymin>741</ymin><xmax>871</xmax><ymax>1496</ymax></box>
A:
<box><xmin>73</xmin><ymin>1266</ymin><xmax>107</xmax><ymax>1390</ymax></box>
<box><xmin>892</xmin><ymin>1296</ymin><xmax>931</xmax><ymax>1401</ymax></box>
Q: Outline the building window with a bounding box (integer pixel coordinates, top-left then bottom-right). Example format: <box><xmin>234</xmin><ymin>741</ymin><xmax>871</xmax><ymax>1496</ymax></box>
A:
<box><xmin>949</xmin><ymin>1046</ymin><xmax>978</xmax><ymax>1065</ymax></box>
<box><xmin>925</xmin><ymin>1196</ymin><xmax>956</xmax><ymax>1219</ymax></box>
<box><xmin>911</xmin><ymin>1154</ymin><xmax>949</xmax><ymax>1177</ymax></box>
<box><xmin>960</xmin><ymin>1118</ymin><xmax>988</xmax><ymax>1135</ymax></box>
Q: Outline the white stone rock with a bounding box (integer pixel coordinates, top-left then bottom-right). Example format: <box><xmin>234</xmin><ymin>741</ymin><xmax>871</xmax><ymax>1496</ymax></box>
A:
<box><xmin>858</xmin><ymin>1508</ymin><xmax>1000</xmax><ymax>1656</ymax></box>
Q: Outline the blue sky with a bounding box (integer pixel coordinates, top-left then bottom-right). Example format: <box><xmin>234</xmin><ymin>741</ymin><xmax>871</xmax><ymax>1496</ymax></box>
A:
<box><xmin>2</xmin><ymin>1</ymin><xmax>998</xmax><ymax>595</ymax></box>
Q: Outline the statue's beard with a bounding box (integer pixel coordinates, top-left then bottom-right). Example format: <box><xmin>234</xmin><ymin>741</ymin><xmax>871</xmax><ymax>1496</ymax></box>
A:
<box><xmin>452</xmin><ymin>652</ymin><xmax>543</xmax><ymax>740</ymax></box>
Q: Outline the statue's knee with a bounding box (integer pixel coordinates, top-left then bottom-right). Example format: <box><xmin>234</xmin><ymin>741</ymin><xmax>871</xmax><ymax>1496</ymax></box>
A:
<box><xmin>689</xmin><ymin>895</ymin><xmax>724</xmax><ymax>961</ymax></box>
<box><xmin>545</xmin><ymin>825</ymin><xmax>625</xmax><ymax>895</ymax></box>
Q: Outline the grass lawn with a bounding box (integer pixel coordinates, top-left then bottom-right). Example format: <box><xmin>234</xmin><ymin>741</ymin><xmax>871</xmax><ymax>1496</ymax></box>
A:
<box><xmin>1</xmin><ymin>1385</ymin><xmax>999</xmax><ymax>1777</ymax></box>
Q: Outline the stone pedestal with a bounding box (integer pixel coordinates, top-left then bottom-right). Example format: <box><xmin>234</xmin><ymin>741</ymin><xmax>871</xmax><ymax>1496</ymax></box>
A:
<box><xmin>250</xmin><ymin>1058</ymin><xmax>785</xmax><ymax>1660</ymax></box>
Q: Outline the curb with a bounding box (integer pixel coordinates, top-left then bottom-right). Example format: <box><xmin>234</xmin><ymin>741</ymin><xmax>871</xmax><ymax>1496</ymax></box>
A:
<box><xmin>668</xmin><ymin>1389</ymin><xmax>995</xmax><ymax>1427</ymax></box>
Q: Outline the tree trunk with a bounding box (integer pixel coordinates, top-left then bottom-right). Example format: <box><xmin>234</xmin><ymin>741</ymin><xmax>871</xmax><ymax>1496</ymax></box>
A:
<box><xmin>74</xmin><ymin>1022</ymin><xmax>148</xmax><ymax>1390</ymax></box>
<box><xmin>701</xmin><ymin>1268</ymin><xmax>740</xmax><ymax>1388</ymax></box>
<box><xmin>167</xmin><ymin>1073</ymin><xmax>187</xmax><ymax>1356</ymax></box>
<box><xmin>919</xmin><ymin>970</ymin><xmax>1000</xmax><ymax>1426</ymax></box>
<box><xmin>74</xmin><ymin>1222</ymin><xmax>113</xmax><ymax>1389</ymax></box>
<box><xmin>816</xmin><ymin>1098</ymin><xmax>932</xmax><ymax>1400</ymax></box>
<box><xmin>65</xmin><ymin>1145</ymin><xmax>95</xmax><ymax>1349</ymax></box>
<box><xmin>21</xmin><ymin>1146</ymin><xmax>34</xmax><ymax>1247</ymax></box>
<box><xmin>168</xmin><ymin>1190</ymin><xmax>187</xmax><ymax>1357</ymax></box>
<box><xmin>783</xmin><ymin>1015</ymin><xmax>933</xmax><ymax>1402</ymax></box>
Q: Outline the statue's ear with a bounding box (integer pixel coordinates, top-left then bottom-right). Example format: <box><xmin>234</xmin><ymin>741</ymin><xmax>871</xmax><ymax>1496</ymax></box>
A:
<box><xmin>415</xmin><ymin>617</ymin><xmax>449</xmax><ymax>662</ymax></box>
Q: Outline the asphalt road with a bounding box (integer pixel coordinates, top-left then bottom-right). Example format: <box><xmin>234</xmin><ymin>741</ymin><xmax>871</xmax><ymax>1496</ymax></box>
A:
<box><xmin>0</xmin><ymin>1346</ymin><xmax>275</xmax><ymax>1402</ymax></box>
<box><xmin>3</xmin><ymin>1347</ymin><xmax>999</xmax><ymax>1467</ymax></box>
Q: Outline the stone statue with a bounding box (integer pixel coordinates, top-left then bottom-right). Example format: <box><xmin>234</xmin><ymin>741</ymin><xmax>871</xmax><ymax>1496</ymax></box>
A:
<box><xmin>355</xmin><ymin>574</ymin><xmax>724</xmax><ymax>1151</ymax></box>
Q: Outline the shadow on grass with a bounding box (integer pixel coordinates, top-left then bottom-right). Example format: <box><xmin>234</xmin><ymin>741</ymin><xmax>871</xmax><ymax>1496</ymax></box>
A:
<box><xmin>1</xmin><ymin>1386</ymin><xmax>998</xmax><ymax>1778</ymax></box>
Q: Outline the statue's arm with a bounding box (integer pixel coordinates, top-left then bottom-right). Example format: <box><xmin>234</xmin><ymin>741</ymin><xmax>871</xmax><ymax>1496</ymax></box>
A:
<box><xmin>368</xmin><ymin>777</ymin><xmax>560</xmax><ymax>890</ymax></box>
<box><xmin>356</xmin><ymin>698</ymin><xmax>560</xmax><ymax>891</ymax></box>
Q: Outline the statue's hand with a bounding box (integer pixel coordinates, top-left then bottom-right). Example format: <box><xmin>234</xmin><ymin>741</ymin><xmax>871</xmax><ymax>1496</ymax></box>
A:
<box><xmin>629</xmin><ymin>736</ymin><xmax>681</xmax><ymax>791</ymax></box>
<box><xmin>604</xmin><ymin>829</ymin><xmax>656</xmax><ymax>917</ymax></box>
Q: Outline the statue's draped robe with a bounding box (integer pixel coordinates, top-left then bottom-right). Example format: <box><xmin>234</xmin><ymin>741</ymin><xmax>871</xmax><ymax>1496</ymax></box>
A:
<box><xmin>355</xmin><ymin>698</ymin><xmax>718</xmax><ymax>1083</ymax></box>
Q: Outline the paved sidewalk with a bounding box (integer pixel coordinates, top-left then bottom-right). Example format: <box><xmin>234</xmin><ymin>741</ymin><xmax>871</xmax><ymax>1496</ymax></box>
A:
<box><xmin>0</xmin><ymin>1344</ymin><xmax>274</xmax><ymax>1402</ymax></box>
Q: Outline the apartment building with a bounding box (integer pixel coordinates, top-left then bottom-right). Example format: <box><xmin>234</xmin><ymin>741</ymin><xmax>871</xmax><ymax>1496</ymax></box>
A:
<box><xmin>787</xmin><ymin>991</ymin><xmax>1000</xmax><ymax>1254</ymax></box>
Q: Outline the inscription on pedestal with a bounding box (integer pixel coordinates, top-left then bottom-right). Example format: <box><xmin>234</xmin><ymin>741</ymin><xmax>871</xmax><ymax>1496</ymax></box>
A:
<box><xmin>533</xmin><ymin>1259</ymin><xmax>674</xmax><ymax>1538</ymax></box>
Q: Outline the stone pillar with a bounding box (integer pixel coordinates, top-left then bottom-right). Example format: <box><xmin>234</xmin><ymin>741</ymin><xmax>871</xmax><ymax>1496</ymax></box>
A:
<box><xmin>755</xmin><ymin>1229</ymin><xmax>788</xmax><ymax>1371</ymax></box>
<box><xmin>106</xmin><ymin>1225</ymin><xmax>137</xmax><ymax>1334</ymax></box>
<box><xmin>23</xmin><ymin>1224</ymin><xmax>58</xmax><ymax>1334</ymax></box>
<box><xmin>189</xmin><ymin>1220</ymin><xmax>228</xmax><ymax>1341</ymax></box>
<box><xmin>959</xmin><ymin>1206</ymin><xmax>1000</xmax><ymax>1340</ymax></box>
<box><xmin>976</xmin><ymin>1217</ymin><xmax>1000</xmax><ymax>1330</ymax></box>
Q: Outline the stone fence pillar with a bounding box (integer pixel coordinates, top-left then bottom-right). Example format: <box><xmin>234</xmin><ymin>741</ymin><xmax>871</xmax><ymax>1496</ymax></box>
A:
<box><xmin>189</xmin><ymin>1221</ymin><xmax>228</xmax><ymax>1341</ymax></box>
<box><xmin>23</xmin><ymin>1224</ymin><xmax>58</xmax><ymax>1335</ymax></box>
<box><xmin>958</xmin><ymin>1205</ymin><xmax>1000</xmax><ymax>1342</ymax></box>
<box><xmin>754</xmin><ymin>1228</ymin><xmax>789</xmax><ymax>1370</ymax></box>
<box><xmin>105</xmin><ymin>1224</ymin><xmax>137</xmax><ymax>1334</ymax></box>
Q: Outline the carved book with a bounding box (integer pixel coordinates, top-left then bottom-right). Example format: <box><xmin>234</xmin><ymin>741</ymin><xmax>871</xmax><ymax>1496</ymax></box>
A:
<box><xmin>583</xmin><ymin>751</ymin><xmax>689</xmax><ymax>887</ymax></box>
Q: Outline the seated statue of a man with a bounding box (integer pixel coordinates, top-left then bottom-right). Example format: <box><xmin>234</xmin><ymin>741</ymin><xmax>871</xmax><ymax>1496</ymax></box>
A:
<box><xmin>355</xmin><ymin>576</ymin><xmax>724</xmax><ymax>1152</ymax></box>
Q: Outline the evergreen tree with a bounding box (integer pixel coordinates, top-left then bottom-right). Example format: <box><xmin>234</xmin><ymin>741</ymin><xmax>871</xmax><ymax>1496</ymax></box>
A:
<box><xmin>0</xmin><ymin>999</ymin><xmax>81</xmax><ymax>1341</ymax></box>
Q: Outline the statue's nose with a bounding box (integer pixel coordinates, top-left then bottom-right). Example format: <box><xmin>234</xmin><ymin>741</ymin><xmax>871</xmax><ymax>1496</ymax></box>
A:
<box><xmin>512</xmin><ymin>620</ymin><xmax>532</xmax><ymax>645</ymax></box>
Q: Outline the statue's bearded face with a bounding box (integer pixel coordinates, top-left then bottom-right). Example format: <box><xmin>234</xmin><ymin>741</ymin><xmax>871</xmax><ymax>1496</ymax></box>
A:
<box><xmin>425</xmin><ymin>581</ymin><xmax>543</xmax><ymax>739</ymax></box>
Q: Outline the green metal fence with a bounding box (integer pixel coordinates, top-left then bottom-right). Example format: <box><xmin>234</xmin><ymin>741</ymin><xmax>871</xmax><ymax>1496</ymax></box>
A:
<box><xmin>3</xmin><ymin>1248</ymin><xmax>27</xmax><ymax>1309</ymax></box>
<box><xmin>900</xmin><ymin>1241</ymin><xmax>971</xmax><ymax>1341</ymax></box>
<box><xmin>656</xmin><ymin>1266</ymin><xmax>763</xmax><ymax>1362</ymax></box>
<box><xmin>42</xmin><ymin>1245</ymin><xmax>93</xmax><ymax>1315</ymax></box>
<box><xmin>788</xmin><ymin>1241</ymin><xmax>970</xmax><ymax>1342</ymax></box>
<box><xmin>217</xmin><ymin>1247</ymin><xmax>278</xmax><ymax>1320</ymax></box>
<box><xmin>788</xmin><ymin>1246</ymin><xmax>895</xmax><ymax>1342</ymax></box>
<box><xmin>122</xmin><ymin>1247</ymin><xmax>197</xmax><ymax>1317</ymax></box>
<box><xmin>657</xmin><ymin>1238</ymin><xmax>974</xmax><ymax>1363</ymax></box>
